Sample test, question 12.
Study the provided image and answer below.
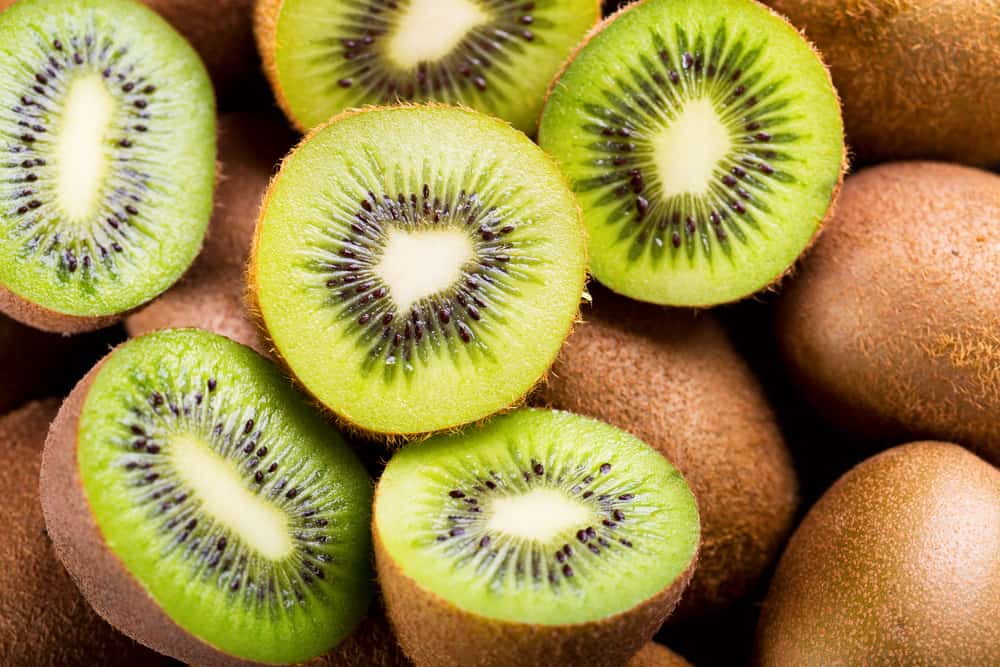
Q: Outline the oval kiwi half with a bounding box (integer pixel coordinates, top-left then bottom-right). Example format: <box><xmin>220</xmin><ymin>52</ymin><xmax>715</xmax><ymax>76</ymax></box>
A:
<box><xmin>0</xmin><ymin>0</ymin><xmax>216</xmax><ymax>333</ymax></box>
<box><xmin>375</xmin><ymin>408</ymin><xmax>701</xmax><ymax>667</ymax></box>
<box><xmin>539</xmin><ymin>0</ymin><xmax>845</xmax><ymax>306</ymax></box>
<box><xmin>249</xmin><ymin>104</ymin><xmax>588</xmax><ymax>437</ymax></box>
<box><xmin>40</xmin><ymin>329</ymin><xmax>374</xmax><ymax>666</ymax></box>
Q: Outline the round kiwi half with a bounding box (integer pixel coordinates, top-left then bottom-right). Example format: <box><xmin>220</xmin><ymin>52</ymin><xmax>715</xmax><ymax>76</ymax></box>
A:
<box><xmin>0</xmin><ymin>400</ymin><xmax>169</xmax><ymax>666</ymax></box>
<box><xmin>40</xmin><ymin>329</ymin><xmax>375</xmax><ymax>666</ymax></box>
<box><xmin>126</xmin><ymin>112</ymin><xmax>294</xmax><ymax>353</ymax></box>
<box><xmin>539</xmin><ymin>0</ymin><xmax>845</xmax><ymax>307</ymax></box>
<box><xmin>250</xmin><ymin>104</ymin><xmax>587</xmax><ymax>437</ymax></box>
<box><xmin>254</xmin><ymin>0</ymin><xmax>600</xmax><ymax>133</ymax></box>
<box><xmin>375</xmin><ymin>408</ymin><xmax>701</xmax><ymax>667</ymax></box>
<box><xmin>0</xmin><ymin>0</ymin><xmax>216</xmax><ymax>333</ymax></box>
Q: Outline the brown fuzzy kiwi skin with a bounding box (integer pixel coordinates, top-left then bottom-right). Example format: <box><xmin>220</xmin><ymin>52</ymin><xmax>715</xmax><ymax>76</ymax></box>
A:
<box><xmin>754</xmin><ymin>442</ymin><xmax>1000</xmax><ymax>665</ymax></box>
<box><xmin>766</xmin><ymin>0</ymin><xmax>1000</xmax><ymax>166</ymax></box>
<box><xmin>246</xmin><ymin>103</ymin><xmax>587</xmax><ymax>444</ymax></box>
<box><xmin>0</xmin><ymin>283</ymin><xmax>124</xmax><ymax>334</ymax></box>
<box><xmin>532</xmin><ymin>287</ymin><xmax>797</xmax><ymax>620</ymax></box>
<box><xmin>0</xmin><ymin>400</ymin><xmax>168</xmax><ymax>666</ymax></box>
<box><xmin>374</xmin><ymin>502</ymin><xmax>697</xmax><ymax>667</ymax></box>
<box><xmin>776</xmin><ymin>162</ymin><xmax>1000</xmax><ymax>466</ymax></box>
<box><xmin>126</xmin><ymin>112</ymin><xmax>294</xmax><ymax>354</ymax></box>
<box><xmin>627</xmin><ymin>643</ymin><xmax>692</xmax><ymax>667</ymax></box>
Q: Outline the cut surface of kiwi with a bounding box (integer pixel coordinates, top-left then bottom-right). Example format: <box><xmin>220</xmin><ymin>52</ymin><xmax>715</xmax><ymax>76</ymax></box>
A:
<box><xmin>375</xmin><ymin>408</ymin><xmax>700</xmax><ymax>666</ymax></box>
<box><xmin>40</xmin><ymin>329</ymin><xmax>374</xmax><ymax>666</ymax></box>
<box><xmin>539</xmin><ymin>0</ymin><xmax>845</xmax><ymax>306</ymax></box>
<box><xmin>0</xmin><ymin>0</ymin><xmax>215</xmax><ymax>332</ymax></box>
<box><xmin>250</xmin><ymin>105</ymin><xmax>587</xmax><ymax>437</ymax></box>
<box><xmin>254</xmin><ymin>0</ymin><xmax>600</xmax><ymax>133</ymax></box>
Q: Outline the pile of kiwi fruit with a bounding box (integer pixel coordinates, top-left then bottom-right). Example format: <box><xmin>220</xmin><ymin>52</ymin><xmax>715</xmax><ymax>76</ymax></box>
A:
<box><xmin>0</xmin><ymin>0</ymin><xmax>996</xmax><ymax>665</ymax></box>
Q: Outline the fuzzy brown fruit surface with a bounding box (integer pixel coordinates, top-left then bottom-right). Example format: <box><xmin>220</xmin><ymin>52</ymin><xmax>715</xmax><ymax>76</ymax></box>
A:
<box><xmin>0</xmin><ymin>400</ymin><xmax>167</xmax><ymax>666</ymax></box>
<box><xmin>628</xmin><ymin>643</ymin><xmax>692</xmax><ymax>667</ymax></box>
<box><xmin>777</xmin><ymin>162</ymin><xmax>1000</xmax><ymax>465</ymax></box>
<box><xmin>755</xmin><ymin>442</ymin><xmax>1000</xmax><ymax>665</ymax></box>
<box><xmin>126</xmin><ymin>112</ymin><xmax>293</xmax><ymax>353</ymax></box>
<box><xmin>766</xmin><ymin>0</ymin><xmax>1000</xmax><ymax>165</ymax></box>
<box><xmin>534</xmin><ymin>289</ymin><xmax>798</xmax><ymax>619</ymax></box>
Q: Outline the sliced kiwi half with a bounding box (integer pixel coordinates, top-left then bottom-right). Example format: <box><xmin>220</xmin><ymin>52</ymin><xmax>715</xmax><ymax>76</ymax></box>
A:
<box><xmin>39</xmin><ymin>329</ymin><xmax>374</xmax><ymax>666</ymax></box>
<box><xmin>254</xmin><ymin>0</ymin><xmax>600</xmax><ymax>133</ymax></box>
<box><xmin>0</xmin><ymin>0</ymin><xmax>215</xmax><ymax>333</ymax></box>
<box><xmin>375</xmin><ymin>408</ymin><xmax>701</xmax><ymax>666</ymax></box>
<box><xmin>539</xmin><ymin>0</ymin><xmax>845</xmax><ymax>306</ymax></box>
<box><xmin>249</xmin><ymin>105</ymin><xmax>587</xmax><ymax>437</ymax></box>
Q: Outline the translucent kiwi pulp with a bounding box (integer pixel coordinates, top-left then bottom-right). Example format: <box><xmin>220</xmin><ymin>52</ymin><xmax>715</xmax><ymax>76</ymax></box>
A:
<box><xmin>376</xmin><ymin>409</ymin><xmax>700</xmax><ymax>624</ymax></box>
<box><xmin>250</xmin><ymin>105</ymin><xmax>587</xmax><ymax>436</ymax></box>
<box><xmin>539</xmin><ymin>0</ymin><xmax>845</xmax><ymax>306</ymax></box>
<box><xmin>257</xmin><ymin>0</ymin><xmax>600</xmax><ymax>132</ymax></box>
<box><xmin>69</xmin><ymin>330</ymin><xmax>373</xmax><ymax>664</ymax></box>
<box><xmin>0</xmin><ymin>0</ymin><xmax>215</xmax><ymax>322</ymax></box>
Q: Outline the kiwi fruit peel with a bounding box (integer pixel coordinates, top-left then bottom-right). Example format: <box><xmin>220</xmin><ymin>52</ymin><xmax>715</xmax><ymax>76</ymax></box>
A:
<box><xmin>254</xmin><ymin>0</ymin><xmax>600</xmax><ymax>133</ymax></box>
<box><xmin>629</xmin><ymin>643</ymin><xmax>692</xmax><ymax>667</ymax></box>
<box><xmin>534</xmin><ymin>287</ymin><xmax>797</xmax><ymax>619</ymax></box>
<box><xmin>776</xmin><ymin>162</ymin><xmax>1000</xmax><ymax>465</ymax></box>
<box><xmin>250</xmin><ymin>104</ymin><xmax>587</xmax><ymax>437</ymax></box>
<box><xmin>539</xmin><ymin>0</ymin><xmax>845</xmax><ymax>306</ymax></box>
<box><xmin>40</xmin><ymin>329</ymin><xmax>374</xmax><ymax>666</ymax></box>
<box><xmin>0</xmin><ymin>0</ymin><xmax>216</xmax><ymax>333</ymax></box>
<box><xmin>375</xmin><ymin>408</ymin><xmax>700</xmax><ymax>666</ymax></box>
<box><xmin>755</xmin><ymin>442</ymin><xmax>1000</xmax><ymax>665</ymax></box>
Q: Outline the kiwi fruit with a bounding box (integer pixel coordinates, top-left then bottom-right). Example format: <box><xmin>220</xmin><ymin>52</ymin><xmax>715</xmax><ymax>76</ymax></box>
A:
<box><xmin>533</xmin><ymin>287</ymin><xmax>797</xmax><ymax>619</ymax></box>
<box><xmin>0</xmin><ymin>0</ymin><xmax>216</xmax><ymax>334</ymax></box>
<box><xmin>375</xmin><ymin>408</ymin><xmax>700</xmax><ymax>667</ymax></box>
<box><xmin>40</xmin><ymin>329</ymin><xmax>375</xmax><ymax>665</ymax></box>
<box><xmin>628</xmin><ymin>643</ymin><xmax>692</xmax><ymax>667</ymax></box>
<box><xmin>0</xmin><ymin>399</ymin><xmax>170</xmax><ymax>666</ymax></box>
<box><xmin>249</xmin><ymin>104</ymin><xmax>587</xmax><ymax>437</ymax></box>
<box><xmin>755</xmin><ymin>442</ymin><xmax>1000</xmax><ymax>665</ymax></box>
<box><xmin>538</xmin><ymin>0</ymin><xmax>845</xmax><ymax>307</ymax></box>
<box><xmin>776</xmin><ymin>162</ymin><xmax>1000</xmax><ymax>466</ymax></box>
<box><xmin>766</xmin><ymin>0</ymin><xmax>1000</xmax><ymax>166</ymax></box>
<box><xmin>253</xmin><ymin>0</ymin><xmax>601</xmax><ymax>134</ymax></box>
<box><xmin>126</xmin><ymin>112</ymin><xmax>294</xmax><ymax>353</ymax></box>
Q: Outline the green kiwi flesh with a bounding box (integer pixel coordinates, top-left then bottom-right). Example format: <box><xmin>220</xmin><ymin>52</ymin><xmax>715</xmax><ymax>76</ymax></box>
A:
<box><xmin>255</xmin><ymin>0</ymin><xmax>600</xmax><ymax>133</ymax></box>
<box><xmin>539</xmin><ymin>0</ymin><xmax>845</xmax><ymax>306</ymax></box>
<box><xmin>0</xmin><ymin>0</ymin><xmax>215</xmax><ymax>331</ymax></box>
<box><xmin>250</xmin><ymin>105</ymin><xmax>587</xmax><ymax>437</ymax></box>
<box><xmin>40</xmin><ymin>329</ymin><xmax>374</xmax><ymax>665</ymax></box>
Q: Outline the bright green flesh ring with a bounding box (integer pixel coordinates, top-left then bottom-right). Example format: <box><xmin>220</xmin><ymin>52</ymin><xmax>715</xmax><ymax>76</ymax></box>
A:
<box><xmin>539</xmin><ymin>0</ymin><xmax>844</xmax><ymax>306</ymax></box>
<box><xmin>269</xmin><ymin>0</ymin><xmax>599</xmax><ymax>132</ymax></box>
<box><xmin>77</xmin><ymin>330</ymin><xmax>373</xmax><ymax>664</ymax></box>
<box><xmin>0</xmin><ymin>0</ymin><xmax>215</xmax><ymax>317</ymax></box>
<box><xmin>376</xmin><ymin>409</ymin><xmax>700</xmax><ymax>624</ymax></box>
<box><xmin>252</xmin><ymin>105</ymin><xmax>587</xmax><ymax>436</ymax></box>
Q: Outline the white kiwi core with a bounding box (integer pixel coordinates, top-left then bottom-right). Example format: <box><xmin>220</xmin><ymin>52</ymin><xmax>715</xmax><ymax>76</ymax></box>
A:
<box><xmin>55</xmin><ymin>73</ymin><xmax>116</xmax><ymax>222</ymax></box>
<box><xmin>375</xmin><ymin>227</ymin><xmax>475</xmax><ymax>312</ymax></box>
<box><xmin>653</xmin><ymin>97</ymin><xmax>732</xmax><ymax>199</ymax></box>
<box><xmin>170</xmin><ymin>434</ymin><xmax>293</xmax><ymax>560</ymax></box>
<box><xmin>487</xmin><ymin>488</ymin><xmax>592</xmax><ymax>541</ymax></box>
<box><xmin>387</xmin><ymin>0</ymin><xmax>491</xmax><ymax>69</ymax></box>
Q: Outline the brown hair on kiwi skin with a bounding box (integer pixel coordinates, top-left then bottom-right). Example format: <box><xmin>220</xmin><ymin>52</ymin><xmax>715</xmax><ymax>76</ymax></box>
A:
<box><xmin>754</xmin><ymin>441</ymin><xmax>1000</xmax><ymax>665</ymax></box>
<box><xmin>0</xmin><ymin>400</ymin><xmax>169</xmax><ymax>666</ymax></box>
<box><xmin>776</xmin><ymin>162</ymin><xmax>1000</xmax><ymax>466</ymax></box>
<box><xmin>765</xmin><ymin>0</ymin><xmax>1000</xmax><ymax>166</ymax></box>
<box><xmin>628</xmin><ymin>643</ymin><xmax>693</xmax><ymax>667</ymax></box>
<box><xmin>126</xmin><ymin>112</ymin><xmax>294</xmax><ymax>354</ymax></box>
<box><xmin>532</xmin><ymin>286</ymin><xmax>798</xmax><ymax>620</ymax></box>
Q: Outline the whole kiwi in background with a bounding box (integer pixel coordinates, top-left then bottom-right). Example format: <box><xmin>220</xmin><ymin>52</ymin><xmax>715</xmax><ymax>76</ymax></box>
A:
<box><xmin>534</xmin><ymin>288</ymin><xmax>798</xmax><ymax>620</ymax></box>
<box><xmin>755</xmin><ymin>441</ymin><xmax>1000</xmax><ymax>665</ymax></box>
<box><xmin>777</xmin><ymin>162</ymin><xmax>1000</xmax><ymax>465</ymax></box>
<box><xmin>765</xmin><ymin>0</ymin><xmax>1000</xmax><ymax>166</ymax></box>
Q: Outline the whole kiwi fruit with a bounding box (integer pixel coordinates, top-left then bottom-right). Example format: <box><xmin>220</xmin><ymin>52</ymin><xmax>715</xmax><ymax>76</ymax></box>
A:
<box><xmin>755</xmin><ymin>441</ymin><xmax>1000</xmax><ymax>665</ymax></box>
<box><xmin>765</xmin><ymin>0</ymin><xmax>1000</xmax><ymax>165</ymax></box>
<box><xmin>0</xmin><ymin>400</ymin><xmax>167</xmax><ymax>666</ymax></box>
<box><xmin>776</xmin><ymin>162</ymin><xmax>1000</xmax><ymax>465</ymax></box>
<box><xmin>534</xmin><ymin>287</ymin><xmax>798</xmax><ymax>619</ymax></box>
<box><xmin>126</xmin><ymin>112</ymin><xmax>294</xmax><ymax>352</ymax></box>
